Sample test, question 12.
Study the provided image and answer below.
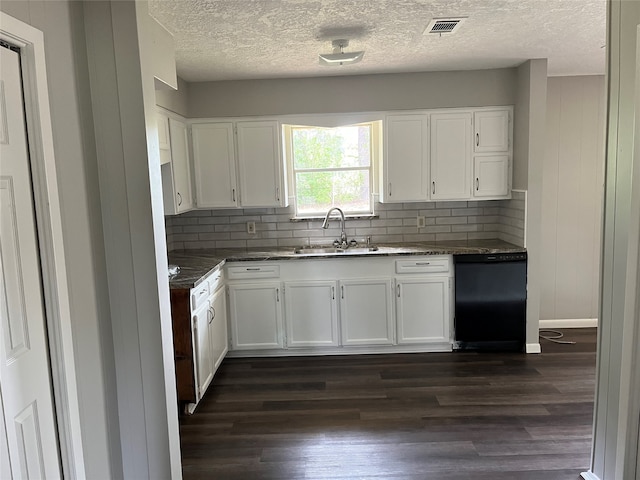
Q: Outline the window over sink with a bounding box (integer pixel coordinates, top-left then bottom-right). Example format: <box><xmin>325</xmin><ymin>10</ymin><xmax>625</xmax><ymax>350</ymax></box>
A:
<box><xmin>284</xmin><ymin>122</ymin><xmax>380</xmax><ymax>218</ymax></box>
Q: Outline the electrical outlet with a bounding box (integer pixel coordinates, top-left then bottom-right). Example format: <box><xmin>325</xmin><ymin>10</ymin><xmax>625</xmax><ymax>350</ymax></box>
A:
<box><xmin>417</xmin><ymin>216</ymin><xmax>426</xmax><ymax>228</ymax></box>
<box><xmin>247</xmin><ymin>221</ymin><xmax>256</xmax><ymax>234</ymax></box>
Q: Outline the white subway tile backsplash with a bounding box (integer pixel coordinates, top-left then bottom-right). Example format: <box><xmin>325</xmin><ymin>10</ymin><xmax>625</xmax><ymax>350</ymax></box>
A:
<box><xmin>198</xmin><ymin>232</ymin><xmax>231</xmax><ymax>241</ymax></box>
<box><xmin>436</xmin><ymin>217</ymin><xmax>468</xmax><ymax>225</ymax></box>
<box><xmin>197</xmin><ymin>217</ymin><xmax>230</xmax><ymax>225</ymax></box>
<box><xmin>422</xmin><ymin>209</ymin><xmax>451</xmax><ymax>217</ymax></box>
<box><xmin>451</xmin><ymin>224</ymin><xmax>483</xmax><ymax>233</ymax></box>
<box><xmin>436</xmin><ymin>232</ymin><xmax>469</xmax><ymax>241</ymax></box>
<box><xmin>434</xmin><ymin>201</ymin><xmax>467</xmax><ymax>209</ymax></box>
<box><xmin>451</xmin><ymin>208</ymin><xmax>483</xmax><ymax>216</ymax></box>
<box><xmin>246</xmin><ymin>239</ymin><xmax>279</xmax><ymax>248</ymax></box>
<box><xmin>403</xmin><ymin>233</ymin><xmax>437</xmax><ymax>242</ymax></box>
<box><xmin>165</xmin><ymin>194</ymin><xmax>527</xmax><ymax>251</ymax></box>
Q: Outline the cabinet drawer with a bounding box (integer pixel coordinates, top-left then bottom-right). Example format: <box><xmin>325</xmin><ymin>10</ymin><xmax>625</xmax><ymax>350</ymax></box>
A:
<box><xmin>191</xmin><ymin>282</ymin><xmax>210</xmax><ymax>311</ymax></box>
<box><xmin>396</xmin><ymin>257</ymin><xmax>450</xmax><ymax>274</ymax></box>
<box><xmin>226</xmin><ymin>264</ymin><xmax>280</xmax><ymax>280</ymax></box>
<box><xmin>206</xmin><ymin>269</ymin><xmax>224</xmax><ymax>293</ymax></box>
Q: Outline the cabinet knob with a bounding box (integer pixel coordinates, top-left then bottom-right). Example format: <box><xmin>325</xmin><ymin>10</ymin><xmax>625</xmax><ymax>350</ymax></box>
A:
<box><xmin>232</xmin><ymin>188</ymin><xmax>236</xmax><ymax>202</ymax></box>
<box><xmin>476</xmin><ymin>132</ymin><xmax>480</xmax><ymax>147</ymax></box>
<box><xmin>388</xmin><ymin>183</ymin><xmax>392</xmax><ymax>196</ymax></box>
<box><xmin>476</xmin><ymin>178</ymin><xmax>479</xmax><ymax>191</ymax></box>
<box><xmin>432</xmin><ymin>181</ymin><xmax>436</xmax><ymax>195</ymax></box>
<box><xmin>177</xmin><ymin>192</ymin><xmax>182</xmax><ymax>206</ymax></box>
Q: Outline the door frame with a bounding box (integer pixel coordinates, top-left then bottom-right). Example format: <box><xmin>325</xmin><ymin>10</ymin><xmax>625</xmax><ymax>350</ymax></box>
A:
<box><xmin>0</xmin><ymin>12</ymin><xmax>86</xmax><ymax>479</ymax></box>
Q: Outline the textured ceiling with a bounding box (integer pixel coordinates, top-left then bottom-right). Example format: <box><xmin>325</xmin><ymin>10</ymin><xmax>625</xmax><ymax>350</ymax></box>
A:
<box><xmin>148</xmin><ymin>0</ymin><xmax>606</xmax><ymax>82</ymax></box>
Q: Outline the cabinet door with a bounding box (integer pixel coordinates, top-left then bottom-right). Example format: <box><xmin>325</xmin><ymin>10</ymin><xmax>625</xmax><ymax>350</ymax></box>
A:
<box><xmin>236</xmin><ymin>120</ymin><xmax>286</xmax><ymax>207</ymax></box>
<box><xmin>396</xmin><ymin>277</ymin><xmax>450</xmax><ymax>344</ymax></box>
<box><xmin>382</xmin><ymin>114</ymin><xmax>429</xmax><ymax>202</ymax></box>
<box><xmin>193</xmin><ymin>301</ymin><xmax>213</xmax><ymax>401</ymax></box>
<box><xmin>473</xmin><ymin>155</ymin><xmax>509</xmax><ymax>198</ymax></box>
<box><xmin>192</xmin><ymin>123</ymin><xmax>238</xmax><ymax>208</ymax></box>
<box><xmin>168</xmin><ymin>118</ymin><xmax>194</xmax><ymax>213</ymax></box>
<box><xmin>228</xmin><ymin>283</ymin><xmax>283</xmax><ymax>350</ymax></box>
<box><xmin>430</xmin><ymin>112</ymin><xmax>472</xmax><ymax>200</ymax></box>
<box><xmin>474</xmin><ymin>110</ymin><xmax>509</xmax><ymax>153</ymax></box>
<box><xmin>209</xmin><ymin>287</ymin><xmax>228</xmax><ymax>371</ymax></box>
<box><xmin>157</xmin><ymin>112</ymin><xmax>171</xmax><ymax>165</ymax></box>
<box><xmin>284</xmin><ymin>281</ymin><xmax>339</xmax><ymax>347</ymax></box>
<box><xmin>340</xmin><ymin>279</ymin><xmax>394</xmax><ymax>346</ymax></box>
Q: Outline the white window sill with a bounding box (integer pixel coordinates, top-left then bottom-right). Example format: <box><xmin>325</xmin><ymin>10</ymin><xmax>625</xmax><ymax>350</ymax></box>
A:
<box><xmin>290</xmin><ymin>214</ymin><xmax>379</xmax><ymax>222</ymax></box>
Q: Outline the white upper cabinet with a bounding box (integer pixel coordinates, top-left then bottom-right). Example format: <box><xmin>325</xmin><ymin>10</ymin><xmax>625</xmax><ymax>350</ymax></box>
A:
<box><xmin>236</xmin><ymin>120</ymin><xmax>287</xmax><ymax>208</ymax></box>
<box><xmin>192</xmin><ymin>120</ymin><xmax>287</xmax><ymax>209</ymax></box>
<box><xmin>192</xmin><ymin>122</ymin><xmax>238</xmax><ymax>208</ymax></box>
<box><xmin>382</xmin><ymin>114</ymin><xmax>429</xmax><ymax>203</ymax></box>
<box><xmin>472</xmin><ymin>107</ymin><xmax>512</xmax><ymax>199</ymax></box>
<box><xmin>430</xmin><ymin>112</ymin><xmax>472</xmax><ymax>200</ymax></box>
<box><xmin>474</xmin><ymin>155</ymin><xmax>510</xmax><ymax>198</ymax></box>
<box><xmin>158</xmin><ymin>111</ymin><xmax>194</xmax><ymax>215</ymax></box>
<box><xmin>474</xmin><ymin>110</ymin><xmax>510</xmax><ymax>153</ymax></box>
<box><xmin>167</xmin><ymin>118</ymin><xmax>194</xmax><ymax>213</ymax></box>
<box><xmin>157</xmin><ymin>112</ymin><xmax>171</xmax><ymax>165</ymax></box>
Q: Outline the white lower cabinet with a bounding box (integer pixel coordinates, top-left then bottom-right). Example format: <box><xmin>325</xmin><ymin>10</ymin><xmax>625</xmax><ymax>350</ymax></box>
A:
<box><xmin>228</xmin><ymin>283</ymin><xmax>284</xmax><ymax>350</ymax></box>
<box><xmin>396</xmin><ymin>277</ymin><xmax>450</xmax><ymax>344</ymax></box>
<box><xmin>284</xmin><ymin>281</ymin><xmax>339</xmax><ymax>347</ymax></box>
<box><xmin>193</xmin><ymin>300</ymin><xmax>214</xmax><ymax>400</ymax></box>
<box><xmin>225</xmin><ymin>256</ymin><xmax>452</xmax><ymax>356</ymax></box>
<box><xmin>209</xmin><ymin>286</ymin><xmax>228</xmax><ymax>370</ymax></box>
<box><xmin>340</xmin><ymin>279</ymin><xmax>395</xmax><ymax>346</ymax></box>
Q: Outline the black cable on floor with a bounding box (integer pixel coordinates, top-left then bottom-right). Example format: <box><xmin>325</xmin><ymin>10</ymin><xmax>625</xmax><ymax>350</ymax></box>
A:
<box><xmin>539</xmin><ymin>329</ymin><xmax>577</xmax><ymax>345</ymax></box>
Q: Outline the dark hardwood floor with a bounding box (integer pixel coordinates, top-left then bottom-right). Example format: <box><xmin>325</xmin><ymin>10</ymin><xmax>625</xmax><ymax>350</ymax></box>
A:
<box><xmin>180</xmin><ymin>328</ymin><xmax>597</xmax><ymax>479</ymax></box>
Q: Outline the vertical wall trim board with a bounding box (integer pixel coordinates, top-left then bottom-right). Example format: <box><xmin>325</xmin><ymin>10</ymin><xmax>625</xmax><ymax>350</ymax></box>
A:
<box><xmin>589</xmin><ymin>1</ymin><xmax>640</xmax><ymax>478</ymax></box>
<box><xmin>541</xmin><ymin>76</ymin><xmax>605</xmax><ymax>321</ymax></box>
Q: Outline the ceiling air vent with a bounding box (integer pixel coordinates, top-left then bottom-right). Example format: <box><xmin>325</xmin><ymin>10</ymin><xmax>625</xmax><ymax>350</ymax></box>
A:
<box><xmin>424</xmin><ymin>17</ymin><xmax>467</xmax><ymax>35</ymax></box>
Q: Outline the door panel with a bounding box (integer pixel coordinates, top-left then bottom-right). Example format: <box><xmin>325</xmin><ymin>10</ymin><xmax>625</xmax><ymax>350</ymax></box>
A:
<box><xmin>284</xmin><ymin>281</ymin><xmax>339</xmax><ymax>347</ymax></box>
<box><xmin>340</xmin><ymin>279</ymin><xmax>394</xmax><ymax>346</ymax></box>
<box><xmin>0</xmin><ymin>46</ymin><xmax>62</xmax><ymax>478</ymax></box>
<box><xmin>430</xmin><ymin>112</ymin><xmax>472</xmax><ymax>200</ymax></box>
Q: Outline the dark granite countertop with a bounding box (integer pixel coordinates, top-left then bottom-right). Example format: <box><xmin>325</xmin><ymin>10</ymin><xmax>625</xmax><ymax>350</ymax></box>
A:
<box><xmin>167</xmin><ymin>239</ymin><xmax>525</xmax><ymax>289</ymax></box>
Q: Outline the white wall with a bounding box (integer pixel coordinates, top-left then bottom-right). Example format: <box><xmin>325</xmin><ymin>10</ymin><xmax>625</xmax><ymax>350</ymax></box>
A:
<box><xmin>156</xmin><ymin>76</ymin><xmax>189</xmax><ymax>116</ymax></box>
<box><xmin>514</xmin><ymin>59</ymin><xmax>548</xmax><ymax>351</ymax></box>
<box><xmin>587</xmin><ymin>0</ymin><xmax>640</xmax><ymax>478</ymax></box>
<box><xmin>0</xmin><ymin>1</ymin><xmax>119</xmax><ymax>477</ymax></box>
<box><xmin>83</xmin><ymin>1</ymin><xmax>181</xmax><ymax>477</ymax></box>
<box><xmin>186</xmin><ymin>68</ymin><xmax>517</xmax><ymax>117</ymax></box>
<box><xmin>541</xmin><ymin>76</ymin><xmax>605</xmax><ymax>322</ymax></box>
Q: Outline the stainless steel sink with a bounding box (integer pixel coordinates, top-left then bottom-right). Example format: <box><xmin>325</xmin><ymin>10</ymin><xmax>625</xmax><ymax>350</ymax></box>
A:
<box><xmin>293</xmin><ymin>246</ymin><xmax>379</xmax><ymax>255</ymax></box>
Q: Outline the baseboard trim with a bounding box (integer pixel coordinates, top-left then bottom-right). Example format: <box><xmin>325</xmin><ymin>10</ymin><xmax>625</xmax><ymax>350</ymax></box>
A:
<box><xmin>526</xmin><ymin>343</ymin><xmax>541</xmax><ymax>354</ymax></box>
<box><xmin>539</xmin><ymin>318</ymin><xmax>598</xmax><ymax>329</ymax></box>
<box><xmin>580</xmin><ymin>471</ymin><xmax>600</xmax><ymax>480</ymax></box>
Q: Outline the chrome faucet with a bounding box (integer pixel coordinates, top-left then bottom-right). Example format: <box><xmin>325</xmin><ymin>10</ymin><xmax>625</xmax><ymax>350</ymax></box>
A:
<box><xmin>322</xmin><ymin>207</ymin><xmax>348</xmax><ymax>248</ymax></box>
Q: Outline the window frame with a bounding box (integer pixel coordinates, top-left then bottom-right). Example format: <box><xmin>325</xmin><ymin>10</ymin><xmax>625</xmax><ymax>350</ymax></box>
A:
<box><xmin>284</xmin><ymin>121</ymin><xmax>381</xmax><ymax>219</ymax></box>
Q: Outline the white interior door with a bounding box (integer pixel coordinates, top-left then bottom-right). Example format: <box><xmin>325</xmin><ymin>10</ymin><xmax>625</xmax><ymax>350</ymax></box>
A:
<box><xmin>0</xmin><ymin>46</ymin><xmax>62</xmax><ymax>478</ymax></box>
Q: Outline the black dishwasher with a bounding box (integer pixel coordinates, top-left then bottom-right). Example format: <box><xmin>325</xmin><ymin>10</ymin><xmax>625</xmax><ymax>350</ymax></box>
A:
<box><xmin>453</xmin><ymin>252</ymin><xmax>527</xmax><ymax>351</ymax></box>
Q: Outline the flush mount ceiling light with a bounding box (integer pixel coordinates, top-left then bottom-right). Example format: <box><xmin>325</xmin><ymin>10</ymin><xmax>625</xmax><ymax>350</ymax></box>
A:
<box><xmin>319</xmin><ymin>39</ymin><xmax>364</xmax><ymax>66</ymax></box>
